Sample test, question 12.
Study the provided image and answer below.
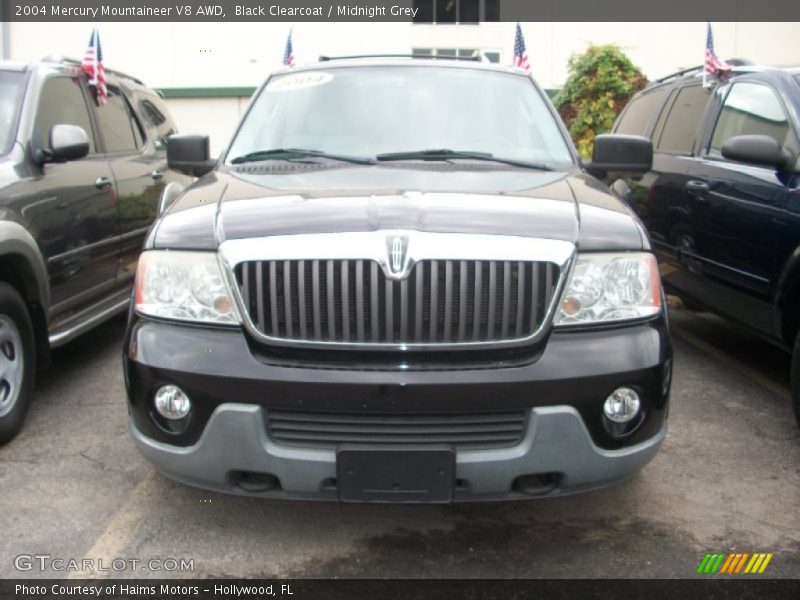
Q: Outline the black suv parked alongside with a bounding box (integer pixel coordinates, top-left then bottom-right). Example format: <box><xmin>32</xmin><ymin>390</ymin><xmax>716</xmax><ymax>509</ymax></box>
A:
<box><xmin>125</xmin><ymin>57</ymin><xmax>672</xmax><ymax>503</ymax></box>
<box><xmin>0</xmin><ymin>58</ymin><xmax>188</xmax><ymax>443</ymax></box>
<box><xmin>609</xmin><ymin>65</ymin><xmax>800</xmax><ymax>426</ymax></box>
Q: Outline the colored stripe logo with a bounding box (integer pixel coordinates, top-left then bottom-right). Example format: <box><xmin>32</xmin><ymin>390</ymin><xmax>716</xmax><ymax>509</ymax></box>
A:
<box><xmin>697</xmin><ymin>552</ymin><xmax>773</xmax><ymax>574</ymax></box>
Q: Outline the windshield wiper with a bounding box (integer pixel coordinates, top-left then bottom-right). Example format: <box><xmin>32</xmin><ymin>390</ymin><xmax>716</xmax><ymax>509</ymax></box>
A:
<box><xmin>230</xmin><ymin>148</ymin><xmax>375</xmax><ymax>165</ymax></box>
<box><xmin>375</xmin><ymin>149</ymin><xmax>553</xmax><ymax>171</ymax></box>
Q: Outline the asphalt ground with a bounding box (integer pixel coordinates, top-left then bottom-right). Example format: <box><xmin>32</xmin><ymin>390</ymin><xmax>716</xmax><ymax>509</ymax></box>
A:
<box><xmin>1</xmin><ymin>305</ymin><xmax>798</xmax><ymax>579</ymax></box>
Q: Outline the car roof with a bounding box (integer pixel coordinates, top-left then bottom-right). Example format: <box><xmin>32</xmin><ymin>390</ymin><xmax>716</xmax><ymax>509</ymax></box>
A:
<box><xmin>272</xmin><ymin>57</ymin><xmax>531</xmax><ymax>78</ymax></box>
<box><xmin>645</xmin><ymin>64</ymin><xmax>799</xmax><ymax>92</ymax></box>
<box><xmin>0</xmin><ymin>57</ymin><xmax>147</xmax><ymax>86</ymax></box>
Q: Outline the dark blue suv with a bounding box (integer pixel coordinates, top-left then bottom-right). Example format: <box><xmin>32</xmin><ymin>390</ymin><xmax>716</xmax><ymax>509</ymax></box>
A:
<box><xmin>609</xmin><ymin>65</ymin><xmax>800</xmax><ymax>426</ymax></box>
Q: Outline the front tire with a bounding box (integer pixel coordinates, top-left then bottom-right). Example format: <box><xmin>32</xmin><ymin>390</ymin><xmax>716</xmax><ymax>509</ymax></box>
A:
<box><xmin>0</xmin><ymin>283</ymin><xmax>36</xmax><ymax>444</ymax></box>
<box><xmin>792</xmin><ymin>331</ymin><xmax>800</xmax><ymax>429</ymax></box>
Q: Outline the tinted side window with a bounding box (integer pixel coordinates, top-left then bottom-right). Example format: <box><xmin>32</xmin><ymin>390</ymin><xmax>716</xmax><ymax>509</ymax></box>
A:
<box><xmin>0</xmin><ymin>71</ymin><xmax>26</xmax><ymax>155</ymax></box>
<box><xmin>655</xmin><ymin>85</ymin><xmax>711</xmax><ymax>154</ymax></box>
<box><xmin>35</xmin><ymin>77</ymin><xmax>95</xmax><ymax>153</ymax></box>
<box><xmin>95</xmin><ymin>85</ymin><xmax>140</xmax><ymax>152</ymax></box>
<box><xmin>709</xmin><ymin>82</ymin><xmax>791</xmax><ymax>157</ymax></box>
<box><xmin>137</xmin><ymin>94</ymin><xmax>177</xmax><ymax>150</ymax></box>
<box><xmin>614</xmin><ymin>89</ymin><xmax>665</xmax><ymax>136</ymax></box>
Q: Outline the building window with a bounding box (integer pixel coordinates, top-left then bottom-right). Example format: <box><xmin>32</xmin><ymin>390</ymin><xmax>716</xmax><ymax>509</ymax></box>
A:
<box><xmin>413</xmin><ymin>0</ymin><xmax>499</xmax><ymax>23</ymax></box>
<box><xmin>412</xmin><ymin>48</ymin><xmax>499</xmax><ymax>62</ymax></box>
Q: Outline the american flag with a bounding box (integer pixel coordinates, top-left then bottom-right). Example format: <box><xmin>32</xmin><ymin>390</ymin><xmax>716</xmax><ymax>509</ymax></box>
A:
<box><xmin>704</xmin><ymin>23</ymin><xmax>730</xmax><ymax>86</ymax></box>
<box><xmin>81</xmin><ymin>28</ymin><xmax>107</xmax><ymax>105</ymax></box>
<box><xmin>513</xmin><ymin>23</ymin><xmax>529</xmax><ymax>71</ymax></box>
<box><xmin>283</xmin><ymin>29</ymin><xmax>295</xmax><ymax>67</ymax></box>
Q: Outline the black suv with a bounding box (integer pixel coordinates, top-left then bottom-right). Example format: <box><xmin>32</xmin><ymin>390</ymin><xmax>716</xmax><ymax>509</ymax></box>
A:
<box><xmin>609</xmin><ymin>65</ymin><xmax>800</xmax><ymax>426</ymax></box>
<box><xmin>0</xmin><ymin>58</ymin><xmax>188</xmax><ymax>443</ymax></box>
<box><xmin>125</xmin><ymin>57</ymin><xmax>672</xmax><ymax>502</ymax></box>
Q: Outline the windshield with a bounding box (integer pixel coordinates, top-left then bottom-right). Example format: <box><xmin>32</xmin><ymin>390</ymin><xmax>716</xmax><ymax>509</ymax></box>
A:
<box><xmin>0</xmin><ymin>71</ymin><xmax>25</xmax><ymax>155</ymax></box>
<box><xmin>226</xmin><ymin>66</ymin><xmax>573</xmax><ymax>167</ymax></box>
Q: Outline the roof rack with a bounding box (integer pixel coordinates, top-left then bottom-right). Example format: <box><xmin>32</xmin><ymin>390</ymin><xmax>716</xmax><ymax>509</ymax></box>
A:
<box><xmin>650</xmin><ymin>65</ymin><xmax>704</xmax><ymax>85</ymax></box>
<box><xmin>318</xmin><ymin>53</ymin><xmax>481</xmax><ymax>63</ymax></box>
<box><xmin>649</xmin><ymin>59</ymin><xmax>755</xmax><ymax>87</ymax></box>
<box><xmin>40</xmin><ymin>55</ymin><xmax>144</xmax><ymax>85</ymax></box>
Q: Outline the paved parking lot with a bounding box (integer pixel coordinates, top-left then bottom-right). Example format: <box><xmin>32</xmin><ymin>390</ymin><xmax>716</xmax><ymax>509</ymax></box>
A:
<box><xmin>1</xmin><ymin>306</ymin><xmax>798</xmax><ymax>579</ymax></box>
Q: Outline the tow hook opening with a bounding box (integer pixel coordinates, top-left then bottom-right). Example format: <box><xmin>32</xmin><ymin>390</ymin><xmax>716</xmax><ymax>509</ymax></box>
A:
<box><xmin>513</xmin><ymin>473</ymin><xmax>562</xmax><ymax>496</ymax></box>
<box><xmin>229</xmin><ymin>471</ymin><xmax>282</xmax><ymax>493</ymax></box>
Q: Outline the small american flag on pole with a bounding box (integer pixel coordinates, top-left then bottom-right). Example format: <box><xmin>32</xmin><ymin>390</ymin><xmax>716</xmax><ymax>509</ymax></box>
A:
<box><xmin>283</xmin><ymin>29</ymin><xmax>295</xmax><ymax>67</ymax></box>
<box><xmin>81</xmin><ymin>28</ymin><xmax>107</xmax><ymax>105</ymax></box>
<box><xmin>513</xmin><ymin>23</ymin><xmax>529</xmax><ymax>71</ymax></box>
<box><xmin>703</xmin><ymin>23</ymin><xmax>730</xmax><ymax>87</ymax></box>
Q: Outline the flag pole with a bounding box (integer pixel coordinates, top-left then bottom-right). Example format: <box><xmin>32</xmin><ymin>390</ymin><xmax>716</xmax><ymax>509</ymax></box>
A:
<box><xmin>702</xmin><ymin>23</ymin><xmax>707</xmax><ymax>88</ymax></box>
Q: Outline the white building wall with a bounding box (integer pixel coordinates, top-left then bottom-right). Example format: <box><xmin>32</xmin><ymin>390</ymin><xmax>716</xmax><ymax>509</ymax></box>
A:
<box><xmin>3</xmin><ymin>21</ymin><xmax>800</xmax><ymax>154</ymax></box>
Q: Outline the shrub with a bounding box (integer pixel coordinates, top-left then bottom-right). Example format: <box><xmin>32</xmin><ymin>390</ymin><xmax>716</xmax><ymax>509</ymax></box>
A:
<box><xmin>553</xmin><ymin>44</ymin><xmax>647</xmax><ymax>158</ymax></box>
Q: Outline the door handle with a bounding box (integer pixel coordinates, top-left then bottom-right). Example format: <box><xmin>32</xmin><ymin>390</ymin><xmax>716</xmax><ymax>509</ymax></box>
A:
<box><xmin>95</xmin><ymin>176</ymin><xmax>113</xmax><ymax>190</ymax></box>
<box><xmin>150</xmin><ymin>170</ymin><xmax>164</xmax><ymax>180</ymax></box>
<box><xmin>686</xmin><ymin>180</ymin><xmax>709</xmax><ymax>194</ymax></box>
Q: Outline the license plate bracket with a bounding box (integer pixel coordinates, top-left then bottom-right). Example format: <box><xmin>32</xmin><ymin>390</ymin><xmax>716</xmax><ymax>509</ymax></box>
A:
<box><xmin>336</xmin><ymin>447</ymin><xmax>455</xmax><ymax>503</ymax></box>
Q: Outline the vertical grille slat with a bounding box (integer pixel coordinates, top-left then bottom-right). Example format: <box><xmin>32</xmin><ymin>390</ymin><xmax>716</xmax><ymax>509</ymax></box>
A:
<box><xmin>312</xmin><ymin>260</ymin><xmax>321</xmax><ymax>340</ymax></box>
<box><xmin>341</xmin><ymin>260</ymin><xmax>350</xmax><ymax>342</ymax></box>
<box><xmin>415</xmin><ymin>262</ymin><xmax>424</xmax><ymax>342</ymax></box>
<box><xmin>487</xmin><ymin>261</ymin><xmax>497</xmax><ymax>340</ymax></box>
<box><xmin>385</xmin><ymin>278</ymin><xmax>394</xmax><ymax>343</ymax></box>
<box><xmin>269</xmin><ymin>261</ymin><xmax>279</xmax><ymax>336</ymax></box>
<box><xmin>297</xmin><ymin>261</ymin><xmax>307</xmax><ymax>339</ymax></box>
<box><xmin>501</xmin><ymin>261</ymin><xmax>511</xmax><ymax>338</ymax></box>
<box><xmin>283</xmin><ymin>260</ymin><xmax>293</xmax><ymax>338</ymax></box>
<box><xmin>355</xmin><ymin>260</ymin><xmax>365</xmax><ymax>342</ymax></box>
<box><xmin>242</xmin><ymin>263</ymin><xmax>251</xmax><ymax>317</ymax></box>
<box><xmin>515</xmin><ymin>261</ymin><xmax>525</xmax><ymax>337</ymax></box>
<box><xmin>429</xmin><ymin>260</ymin><xmax>438</xmax><ymax>342</ymax></box>
<box><xmin>400</xmin><ymin>278</ymin><xmax>409</xmax><ymax>341</ymax></box>
<box><xmin>458</xmin><ymin>260</ymin><xmax>467</xmax><ymax>341</ymax></box>
<box><xmin>255</xmin><ymin>262</ymin><xmax>265</xmax><ymax>332</ymax></box>
<box><xmin>472</xmin><ymin>261</ymin><xmax>483</xmax><ymax>341</ymax></box>
<box><xmin>326</xmin><ymin>260</ymin><xmax>335</xmax><ymax>340</ymax></box>
<box><xmin>530</xmin><ymin>262</ymin><xmax>540</xmax><ymax>331</ymax></box>
<box><xmin>444</xmin><ymin>260</ymin><xmax>453</xmax><ymax>343</ymax></box>
<box><xmin>370</xmin><ymin>262</ymin><xmax>379</xmax><ymax>342</ymax></box>
<box><xmin>235</xmin><ymin>258</ymin><xmax>560</xmax><ymax>347</ymax></box>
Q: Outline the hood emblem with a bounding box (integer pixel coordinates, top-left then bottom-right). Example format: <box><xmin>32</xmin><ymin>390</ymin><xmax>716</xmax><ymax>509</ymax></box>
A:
<box><xmin>386</xmin><ymin>235</ymin><xmax>410</xmax><ymax>280</ymax></box>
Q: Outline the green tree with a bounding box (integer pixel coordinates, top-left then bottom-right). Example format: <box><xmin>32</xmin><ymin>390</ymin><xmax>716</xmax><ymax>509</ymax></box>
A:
<box><xmin>553</xmin><ymin>44</ymin><xmax>647</xmax><ymax>158</ymax></box>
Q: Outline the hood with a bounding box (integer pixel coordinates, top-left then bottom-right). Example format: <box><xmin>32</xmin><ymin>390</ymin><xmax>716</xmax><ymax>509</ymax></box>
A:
<box><xmin>152</xmin><ymin>164</ymin><xmax>645</xmax><ymax>252</ymax></box>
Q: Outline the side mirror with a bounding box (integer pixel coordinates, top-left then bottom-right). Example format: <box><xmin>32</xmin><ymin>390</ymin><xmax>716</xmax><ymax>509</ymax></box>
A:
<box><xmin>585</xmin><ymin>134</ymin><xmax>653</xmax><ymax>178</ymax></box>
<box><xmin>166</xmin><ymin>134</ymin><xmax>216</xmax><ymax>177</ymax></box>
<box><xmin>49</xmin><ymin>124</ymin><xmax>90</xmax><ymax>162</ymax></box>
<box><xmin>721</xmin><ymin>134</ymin><xmax>791</xmax><ymax>170</ymax></box>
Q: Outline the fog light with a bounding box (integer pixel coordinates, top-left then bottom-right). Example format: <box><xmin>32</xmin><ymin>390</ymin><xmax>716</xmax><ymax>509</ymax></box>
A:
<box><xmin>154</xmin><ymin>385</ymin><xmax>191</xmax><ymax>420</ymax></box>
<box><xmin>603</xmin><ymin>387</ymin><xmax>641</xmax><ymax>423</ymax></box>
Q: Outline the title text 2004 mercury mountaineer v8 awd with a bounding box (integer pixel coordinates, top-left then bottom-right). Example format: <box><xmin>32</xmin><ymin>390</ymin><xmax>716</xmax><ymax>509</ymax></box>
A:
<box><xmin>124</xmin><ymin>57</ymin><xmax>672</xmax><ymax>502</ymax></box>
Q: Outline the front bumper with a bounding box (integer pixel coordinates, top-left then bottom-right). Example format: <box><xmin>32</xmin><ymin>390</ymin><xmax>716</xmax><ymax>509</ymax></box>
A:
<box><xmin>124</xmin><ymin>316</ymin><xmax>671</xmax><ymax>501</ymax></box>
<box><xmin>131</xmin><ymin>404</ymin><xmax>666</xmax><ymax>501</ymax></box>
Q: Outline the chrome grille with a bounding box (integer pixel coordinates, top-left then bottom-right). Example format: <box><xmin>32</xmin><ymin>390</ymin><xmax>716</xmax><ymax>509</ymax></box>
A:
<box><xmin>266</xmin><ymin>409</ymin><xmax>528</xmax><ymax>450</ymax></box>
<box><xmin>233</xmin><ymin>259</ymin><xmax>560</xmax><ymax>346</ymax></box>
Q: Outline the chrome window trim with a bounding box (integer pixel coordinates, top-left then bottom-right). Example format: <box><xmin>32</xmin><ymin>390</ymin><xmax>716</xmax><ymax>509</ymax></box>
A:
<box><xmin>218</xmin><ymin>231</ymin><xmax>576</xmax><ymax>351</ymax></box>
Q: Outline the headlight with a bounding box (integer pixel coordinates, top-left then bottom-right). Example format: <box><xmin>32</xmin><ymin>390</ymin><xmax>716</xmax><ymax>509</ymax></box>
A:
<box><xmin>554</xmin><ymin>252</ymin><xmax>661</xmax><ymax>326</ymax></box>
<box><xmin>134</xmin><ymin>251</ymin><xmax>240</xmax><ymax>324</ymax></box>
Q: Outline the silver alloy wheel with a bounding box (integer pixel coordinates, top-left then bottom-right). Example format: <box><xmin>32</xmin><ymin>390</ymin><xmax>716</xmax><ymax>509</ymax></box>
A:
<box><xmin>0</xmin><ymin>314</ymin><xmax>24</xmax><ymax>417</ymax></box>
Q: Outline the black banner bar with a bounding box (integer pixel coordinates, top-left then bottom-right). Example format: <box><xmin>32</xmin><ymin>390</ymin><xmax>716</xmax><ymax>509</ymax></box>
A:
<box><xmin>2</xmin><ymin>0</ymin><xmax>800</xmax><ymax>22</ymax></box>
<box><xmin>2</xmin><ymin>579</ymin><xmax>800</xmax><ymax>600</ymax></box>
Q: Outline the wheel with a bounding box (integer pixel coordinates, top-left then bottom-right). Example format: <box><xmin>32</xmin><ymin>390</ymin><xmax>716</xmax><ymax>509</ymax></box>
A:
<box><xmin>0</xmin><ymin>282</ymin><xmax>36</xmax><ymax>444</ymax></box>
<box><xmin>792</xmin><ymin>331</ymin><xmax>800</xmax><ymax>429</ymax></box>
